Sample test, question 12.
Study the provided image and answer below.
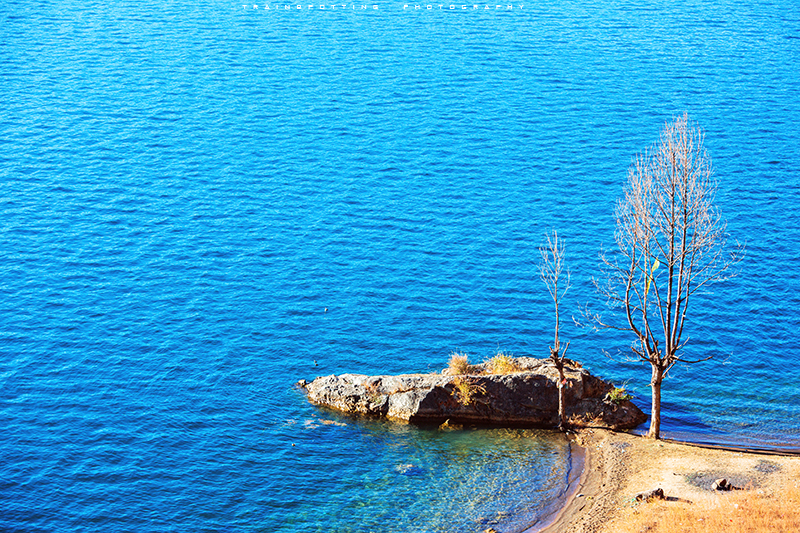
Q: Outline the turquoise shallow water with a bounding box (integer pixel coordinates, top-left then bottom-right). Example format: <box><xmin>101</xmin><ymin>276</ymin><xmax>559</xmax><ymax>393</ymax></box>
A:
<box><xmin>2</xmin><ymin>0</ymin><xmax>799</xmax><ymax>531</ymax></box>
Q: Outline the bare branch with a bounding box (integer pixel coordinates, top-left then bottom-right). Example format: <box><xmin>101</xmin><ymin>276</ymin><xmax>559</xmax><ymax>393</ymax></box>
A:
<box><xmin>538</xmin><ymin>230</ymin><xmax>572</xmax><ymax>431</ymax></box>
<box><xmin>539</xmin><ymin>230</ymin><xmax>571</xmax><ymax>358</ymax></box>
<box><xmin>596</xmin><ymin>113</ymin><xmax>743</xmax><ymax>439</ymax></box>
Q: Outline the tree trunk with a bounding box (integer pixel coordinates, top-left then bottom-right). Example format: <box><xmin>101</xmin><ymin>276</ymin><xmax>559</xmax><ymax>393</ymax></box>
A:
<box><xmin>647</xmin><ymin>364</ymin><xmax>664</xmax><ymax>439</ymax></box>
<box><xmin>557</xmin><ymin>366</ymin><xmax>567</xmax><ymax>431</ymax></box>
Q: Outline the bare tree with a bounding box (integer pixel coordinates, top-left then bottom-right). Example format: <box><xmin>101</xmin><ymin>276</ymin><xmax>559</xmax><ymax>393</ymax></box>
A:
<box><xmin>539</xmin><ymin>230</ymin><xmax>571</xmax><ymax>431</ymax></box>
<box><xmin>593</xmin><ymin>113</ymin><xmax>743</xmax><ymax>439</ymax></box>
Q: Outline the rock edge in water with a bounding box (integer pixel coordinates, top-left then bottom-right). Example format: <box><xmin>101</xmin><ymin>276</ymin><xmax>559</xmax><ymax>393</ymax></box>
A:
<box><xmin>299</xmin><ymin>357</ymin><xmax>647</xmax><ymax>430</ymax></box>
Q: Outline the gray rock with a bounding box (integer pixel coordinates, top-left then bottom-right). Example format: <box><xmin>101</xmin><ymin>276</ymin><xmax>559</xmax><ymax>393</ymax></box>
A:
<box><xmin>302</xmin><ymin>357</ymin><xmax>647</xmax><ymax>430</ymax></box>
<box><xmin>712</xmin><ymin>478</ymin><xmax>739</xmax><ymax>491</ymax></box>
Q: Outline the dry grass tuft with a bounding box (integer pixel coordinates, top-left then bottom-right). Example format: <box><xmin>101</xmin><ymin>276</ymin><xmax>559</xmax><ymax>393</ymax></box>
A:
<box><xmin>447</xmin><ymin>352</ymin><xmax>473</xmax><ymax>375</ymax></box>
<box><xmin>451</xmin><ymin>376</ymin><xmax>486</xmax><ymax>406</ymax></box>
<box><xmin>485</xmin><ymin>352</ymin><xmax>522</xmax><ymax>374</ymax></box>
<box><xmin>613</xmin><ymin>485</ymin><xmax>800</xmax><ymax>533</ymax></box>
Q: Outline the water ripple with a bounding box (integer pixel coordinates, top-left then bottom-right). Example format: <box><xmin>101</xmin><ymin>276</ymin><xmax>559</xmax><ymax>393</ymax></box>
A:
<box><xmin>1</xmin><ymin>0</ymin><xmax>799</xmax><ymax>531</ymax></box>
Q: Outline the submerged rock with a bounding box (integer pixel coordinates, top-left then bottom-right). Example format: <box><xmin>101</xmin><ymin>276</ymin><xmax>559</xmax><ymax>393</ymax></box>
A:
<box><xmin>300</xmin><ymin>357</ymin><xmax>647</xmax><ymax>430</ymax></box>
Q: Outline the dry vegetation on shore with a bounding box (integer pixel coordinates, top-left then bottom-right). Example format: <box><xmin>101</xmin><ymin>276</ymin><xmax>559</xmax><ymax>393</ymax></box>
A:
<box><xmin>446</xmin><ymin>351</ymin><xmax>524</xmax><ymax>376</ymax></box>
<box><xmin>610</xmin><ymin>485</ymin><xmax>800</xmax><ymax>533</ymax></box>
<box><xmin>542</xmin><ymin>429</ymin><xmax>800</xmax><ymax>533</ymax></box>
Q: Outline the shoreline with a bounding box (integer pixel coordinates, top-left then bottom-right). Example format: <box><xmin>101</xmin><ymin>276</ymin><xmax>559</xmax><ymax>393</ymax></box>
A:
<box><xmin>524</xmin><ymin>436</ymin><xmax>589</xmax><ymax>533</ymax></box>
<box><xmin>524</xmin><ymin>438</ymin><xmax>587</xmax><ymax>533</ymax></box>
<box><xmin>528</xmin><ymin>428</ymin><xmax>800</xmax><ymax>533</ymax></box>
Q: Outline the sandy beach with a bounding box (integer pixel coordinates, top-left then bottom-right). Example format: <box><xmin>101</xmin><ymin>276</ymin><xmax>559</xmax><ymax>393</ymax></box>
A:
<box><xmin>533</xmin><ymin>429</ymin><xmax>800</xmax><ymax>533</ymax></box>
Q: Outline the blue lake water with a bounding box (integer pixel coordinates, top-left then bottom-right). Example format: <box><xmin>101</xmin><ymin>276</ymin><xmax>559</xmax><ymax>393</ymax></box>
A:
<box><xmin>1</xmin><ymin>0</ymin><xmax>799</xmax><ymax>531</ymax></box>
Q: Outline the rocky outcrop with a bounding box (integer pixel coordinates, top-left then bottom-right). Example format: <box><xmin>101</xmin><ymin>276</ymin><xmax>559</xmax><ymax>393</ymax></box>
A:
<box><xmin>299</xmin><ymin>357</ymin><xmax>647</xmax><ymax>430</ymax></box>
